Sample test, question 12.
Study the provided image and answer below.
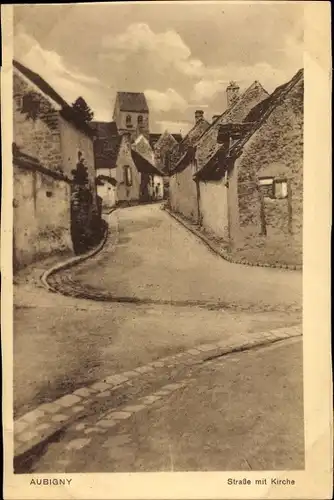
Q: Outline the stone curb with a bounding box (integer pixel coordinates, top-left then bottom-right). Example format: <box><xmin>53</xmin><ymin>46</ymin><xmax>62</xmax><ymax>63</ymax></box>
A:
<box><xmin>163</xmin><ymin>207</ymin><xmax>302</xmax><ymax>272</ymax></box>
<box><xmin>14</xmin><ymin>324</ymin><xmax>302</xmax><ymax>460</ymax></box>
<box><xmin>41</xmin><ymin>213</ymin><xmax>115</xmax><ymax>293</ymax></box>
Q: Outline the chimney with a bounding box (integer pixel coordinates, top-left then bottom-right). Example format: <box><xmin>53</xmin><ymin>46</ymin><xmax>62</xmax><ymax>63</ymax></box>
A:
<box><xmin>195</xmin><ymin>109</ymin><xmax>204</xmax><ymax>123</ymax></box>
<box><xmin>226</xmin><ymin>81</ymin><xmax>240</xmax><ymax>108</ymax></box>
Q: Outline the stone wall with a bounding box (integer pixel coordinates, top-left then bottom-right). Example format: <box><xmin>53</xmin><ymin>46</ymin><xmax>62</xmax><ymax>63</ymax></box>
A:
<box><xmin>169</xmin><ymin>162</ymin><xmax>199</xmax><ymax>223</ymax></box>
<box><xmin>115</xmin><ymin>135</ymin><xmax>141</xmax><ymax>202</ymax></box>
<box><xmin>13</xmin><ymin>161</ymin><xmax>72</xmax><ymax>271</ymax></box>
<box><xmin>13</xmin><ymin>71</ymin><xmax>62</xmax><ymax>173</ymax></box>
<box><xmin>199</xmin><ymin>180</ymin><xmax>229</xmax><ymax>240</ymax></box>
<box><xmin>231</xmin><ymin>76</ymin><xmax>303</xmax><ymax>263</ymax></box>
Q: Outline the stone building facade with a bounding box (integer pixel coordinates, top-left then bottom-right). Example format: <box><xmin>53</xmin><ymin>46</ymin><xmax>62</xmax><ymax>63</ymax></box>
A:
<box><xmin>13</xmin><ymin>60</ymin><xmax>99</xmax><ymax>269</ymax></box>
<box><xmin>193</xmin><ymin>69</ymin><xmax>304</xmax><ymax>266</ymax></box>
<box><xmin>229</xmin><ymin>69</ymin><xmax>304</xmax><ymax>263</ymax></box>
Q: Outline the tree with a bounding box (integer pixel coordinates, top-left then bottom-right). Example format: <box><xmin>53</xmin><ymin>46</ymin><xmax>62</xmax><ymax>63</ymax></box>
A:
<box><xmin>72</xmin><ymin>96</ymin><xmax>94</xmax><ymax>123</ymax></box>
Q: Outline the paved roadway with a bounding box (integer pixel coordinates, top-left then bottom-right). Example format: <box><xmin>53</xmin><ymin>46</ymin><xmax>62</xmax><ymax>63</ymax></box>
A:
<box><xmin>14</xmin><ymin>204</ymin><xmax>303</xmax><ymax>472</ymax></box>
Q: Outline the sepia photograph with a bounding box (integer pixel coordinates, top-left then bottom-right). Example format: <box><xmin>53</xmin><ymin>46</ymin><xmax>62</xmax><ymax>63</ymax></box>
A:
<box><xmin>1</xmin><ymin>1</ymin><xmax>332</xmax><ymax>499</ymax></box>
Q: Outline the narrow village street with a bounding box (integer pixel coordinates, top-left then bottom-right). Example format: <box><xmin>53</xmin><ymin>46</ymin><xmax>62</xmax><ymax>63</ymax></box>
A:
<box><xmin>14</xmin><ymin>203</ymin><xmax>303</xmax><ymax>473</ymax></box>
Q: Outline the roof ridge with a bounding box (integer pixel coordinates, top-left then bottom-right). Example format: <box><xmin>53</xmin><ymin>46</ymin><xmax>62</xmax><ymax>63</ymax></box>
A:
<box><xmin>13</xmin><ymin>59</ymin><xmax>68</xmax><ymax>108</ymax></box>
<box><xmin>178</xmin><ymin>119</ymin><xmax>210</xmax><ymax>146</ymax></box>
<box><xmin>230</xmin><ymin>68</ymin><xmax>304</xmax><ymax>155</ymax></box>
<box><xmin>190</xmin><ymin>80</ymin><xmax>269</xmax><ymax>147</ymax></box>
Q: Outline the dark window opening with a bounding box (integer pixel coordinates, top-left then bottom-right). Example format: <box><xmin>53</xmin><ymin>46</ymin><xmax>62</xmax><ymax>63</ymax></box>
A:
<box><xmin>124</xmin><ymin>165</ymin><xmax>132</xmax><ymax>186</ymax></box>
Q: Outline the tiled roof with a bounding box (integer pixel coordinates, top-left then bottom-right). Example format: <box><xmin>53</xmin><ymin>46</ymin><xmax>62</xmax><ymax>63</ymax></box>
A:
<box><xmin>116</xmin><ymin>92</ymin><xmax>149</xmax><ymax>113</ymax></box>
<box><xmin>132</xmin><ymin>134</ymin><xmax>156</xmax><ymax>165</ymax></box>
<box><xmin>92</xmin><ymin>121</ymin><xmax>121</xmax><ymax>169</ymax></box>
<box><xmin>131</xmin><ymin>149</ymin><xmax>163</xmax><ymax>176</ymax></box>
<box><xmin>195</xmin><ymin>81</ymin><xmax>269</xmax><ymax>172</ymax></box>
<box><xmin>152</xmin><ymin>131</ymin><xmax>179</xmax><ymax>173</ymax></box>
<box><xmin>13</xmin><ymin>59</ymin><xmax>94</xmax><ymax>138</ymax></box>
<box><xmin>94</xmin><ymin>135</ymin><xmax>122</xmax><ymax>170</ymax></box>
<box><xmin>91</xmin><ymin>121</ymin><xmax>118</xmax><ymax>137</ymax></box>
<box><xmin>230</xmin><ymin>69</ymin><xmax>304</xmax><ymax>157</ymax></box>
<box><xmin>149</xmin><ymin>133</ymin><xmax>182</xmax><ymax>148</ymax></box>
<box><xmin>170</xmin><ymin>119</ymin><xmax>210</xmax><ymax>173</ymax></box>
<box><xmin>194</xmin><ymin>69</ymin><xmax>304</xmax><ymax>181</ymax></box>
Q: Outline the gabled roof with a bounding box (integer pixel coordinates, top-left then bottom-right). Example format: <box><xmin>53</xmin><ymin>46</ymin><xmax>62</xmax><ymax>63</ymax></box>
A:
<box><xmin>131</xmin><ymin>148</ymin><xmax>163</xmax><ymax>176</ymax></box>
<box><xmin>116</xmin><ymin>92</ymin><xmax>149</xmax><ymax>113</ymax></box>
<box><xmin>132</xmin><ymin>134</ymin><xmax>156</xmax><ymax>166</ymax></box>
<box><xmin>149</xmin><ymin>132</ymin><xmax>182</xmax><ymax>148</ymax></box>
<box><xmin>94</xmin><ymin>135</ymin><xmax>122</xmax><ymax>170</ymax></box>
<box><xmin>170</xmin><ymin>119</ymin><xmax>210</xmax><ymax>173</ymax></box>
<box><xmin>13</xmin><ymin>59</ymin><xmax>94</xmax><ymax>138</ymax></box>
<box><xmin>195</xmin><ymin>80</ymin><xmax>269</xmax><ymax>172</ymax></box>
<box><xmin>91</xmin><ymin>121</ymin><xmax>118</xmax><ymax>137</ymax></box>
<box><xmin>194</xmin><ymin>69</ymin><xmax>304</xmax><ymax>182</ymax></box>
<box><xmin>152</xmin><ymin>131</ymin><xmax>180</xmax><ymax>173</ymax></box>
<box><xmin>92</xmin><ymin>120</ymin><xmax>121</xmax><ymax>169</ymax></box>
<box><xmin>229</xmin><ymin>69</ymin><xmax>304</xmax><ymax>158</ymax></box>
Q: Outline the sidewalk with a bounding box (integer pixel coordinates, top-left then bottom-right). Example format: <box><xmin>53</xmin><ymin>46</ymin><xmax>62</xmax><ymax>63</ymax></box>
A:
<box><xmin>24</xmin><ymin>336</ymin><xmax>304</xmax><ymax>473</ymax></box>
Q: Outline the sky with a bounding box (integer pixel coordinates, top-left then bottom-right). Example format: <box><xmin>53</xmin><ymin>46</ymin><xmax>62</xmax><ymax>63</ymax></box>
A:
<box><xmin>13</xmin><ymin>2</ymin><xmax>304</xmax><ymax>136</ymax></box>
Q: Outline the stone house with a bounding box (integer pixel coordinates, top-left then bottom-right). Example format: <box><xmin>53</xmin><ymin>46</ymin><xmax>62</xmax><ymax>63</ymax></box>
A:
<box><xmin>169</xmin><ymin>111</ymin><xmax>210</xmax><ymax>220</ymax></box>
<box><xmin>99</xmin><ymin>132</ymin><xmax>162</xmax><ymax>204</ymax></box>
<box><xmin>13</xmin><ymin>59</ymin><xmax>98</xmax><ymax>269</ymax></box>
<box><xmin>151</xmin><ymin>131</ymin><xmax>183</xmax><ymax>198</ymax></box>
<box><xmin>194</xmin><ymin>69</ymin><xmax>304</xmax><ymax>265</ymax></box>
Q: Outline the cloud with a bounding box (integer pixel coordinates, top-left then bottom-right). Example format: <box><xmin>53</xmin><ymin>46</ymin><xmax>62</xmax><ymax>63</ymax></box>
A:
<box><xmin>101</xmin><ymin>22</ymin><xmax>208</xmax><ymax>80</ymax></box>
<box><xmin>191</xmin><ymin>79</ymin><xmax>226</xmax><ymax>102</ymax></box>
<box><xmin>156</xmin><ymin>120</ymin><xmax>192</xmax><ymax>136</ymax></box>
<box><xmin>14</xmin><ymin>28</ymin><xmax>111</xmax><ymax>120</ymax></box>
<box><xmin>145</xmin><ymin>88</ymin><xmax>188</xmax><ymax>113</ymax></box>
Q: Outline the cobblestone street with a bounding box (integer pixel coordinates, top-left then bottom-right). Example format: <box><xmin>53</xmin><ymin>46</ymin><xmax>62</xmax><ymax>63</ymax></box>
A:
<box><xmin>14</xmin><ymin>204</ymin><xmax>303</xmax><ymax>472</ymax></box>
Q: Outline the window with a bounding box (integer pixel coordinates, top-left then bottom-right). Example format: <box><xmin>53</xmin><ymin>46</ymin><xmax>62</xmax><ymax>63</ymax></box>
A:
<box><xmin>126</xmin><ymin>115</ymin><xmax>132</xmax><ymax>127</ymax></box>
<box><xmin>258</xmin><ymin>177</ymin><xmax>288</xmax><ymax>199</ymax></box>
<box><xmin>273</xmin><ymin>180</ymin><xmax>288</xmax><ymax>199</ymax></box>
<box><xmin>137</xmin><ymin>115</ymin><xmax>143</xmax><ymax>125</ymax></box>
<box><xmin>124</xmin><ymin>165</ymin><xmax>132</xmax><ymax>186</ymax></box>
<box><xmin>258</xmin><ymin>177</ymin><xmax>274</xmax><ymax>198</ymax></box>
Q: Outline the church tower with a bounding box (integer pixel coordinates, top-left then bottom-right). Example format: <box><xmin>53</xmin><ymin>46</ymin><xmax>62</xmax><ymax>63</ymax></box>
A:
<box><xmin>113</xmin><ymin>91</ymin><xmax>150</xmax><ymax>142</ymax></box>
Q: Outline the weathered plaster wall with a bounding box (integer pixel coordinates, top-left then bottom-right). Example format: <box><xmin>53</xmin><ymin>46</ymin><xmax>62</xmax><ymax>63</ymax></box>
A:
<box><xmin>115</xmin><ymin>135</ymin><xmax>141</xmax><ymax>202</ymax></box>
<box><xmin>97</xmin><ymin>182</ymin><xmax>117</xmax><ymax>209</ymax></box>
<box><xmin>96</xmin><ymin>167</ymin><xmax>117</xmax><ymax>180</ymax></box>
<box><xmin>199</xmin><ymin>180</ymin><xmax>229</xmax><ymax>240</ymax></box>
<box><xmin>58</xmin><ymin>116</ymin><xmax>96</xmax><ymax>204</ymax></box>
<box><xmin>13</xmin><ymin>164</ymin><xmax>72</xmax><ymax>270</ymax></box>
<box><xmin>169</xmin><ymin>162</ymin><xmax>199</xmax><ymax>223</ymax></box>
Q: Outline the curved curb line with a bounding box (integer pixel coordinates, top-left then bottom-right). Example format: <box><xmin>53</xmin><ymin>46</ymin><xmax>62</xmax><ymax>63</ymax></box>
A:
<box><xmin>163</xmin><ymin>206</ymin><xmax>302</xmax><ymax>272</ymax></box>
<box><xmin>41</xmin><ymin>225</ymin><xmax>110</xmax><ymax>293</ymax></box>
<box><xmin>14</xmin><ymin>324</ymin><xmax>302</xmax><ymax>463</ymax></box>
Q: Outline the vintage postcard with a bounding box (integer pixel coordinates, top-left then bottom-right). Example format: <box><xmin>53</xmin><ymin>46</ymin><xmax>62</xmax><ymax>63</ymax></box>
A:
<box><xmin>1</xmin><ymin>1</ymin><xmax>332</xmax><ymax>499</ymax></box>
